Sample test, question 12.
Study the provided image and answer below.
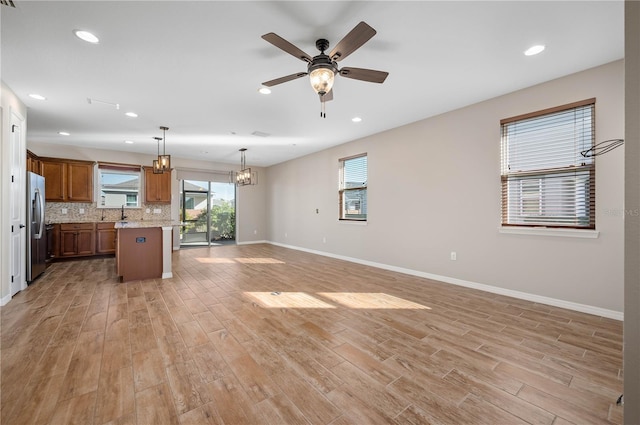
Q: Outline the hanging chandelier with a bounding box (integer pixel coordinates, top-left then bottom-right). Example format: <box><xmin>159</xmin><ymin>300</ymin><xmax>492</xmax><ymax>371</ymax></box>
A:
<box><xmin>152</xmin><ymin>137</ymin><xmax>163</xmax><ymax>174</ymax></box>
<box><xmin>236</xmin><ymin>148</ymin><xmax>252</xmax><ymax>186</ymax></box>
<box><xmin>158</xmin><ymin>126</ymin><xmax>171</xmax><ymax>172</ymax></box>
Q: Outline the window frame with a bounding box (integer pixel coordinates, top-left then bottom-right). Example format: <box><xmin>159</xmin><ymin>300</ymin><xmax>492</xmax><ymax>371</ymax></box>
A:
<box><xmin>500</xmin><ymin>98</ymin><xmax>596</xmax><ymax>230</ymax></box>
<box><xmin>339</xmin><ymin>153</ymin><xmax>368</xmax><ymax>222</ymax></box>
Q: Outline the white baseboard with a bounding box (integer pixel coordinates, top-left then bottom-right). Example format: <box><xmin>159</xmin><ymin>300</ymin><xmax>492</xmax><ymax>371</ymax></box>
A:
<box><xmin>1</xmin><ymin>293</ymin><xmax>12</xmax><ymax>306</ymax></box>
<box><xmin>268</xmin><ymin>241</ymin><xmax>623</xmax><ymax>321</ymax></box>
<box><xmin>237</xmin><ymin>239</ymin><xmax>268</xmax><ymax>246</ymax></box>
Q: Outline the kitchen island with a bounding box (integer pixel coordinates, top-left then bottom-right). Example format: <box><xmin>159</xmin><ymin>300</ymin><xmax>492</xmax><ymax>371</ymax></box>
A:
<box><xmin>114</xmin><ymin>221</ymin><xmax>179</xmax><ymax>282</ymax></box>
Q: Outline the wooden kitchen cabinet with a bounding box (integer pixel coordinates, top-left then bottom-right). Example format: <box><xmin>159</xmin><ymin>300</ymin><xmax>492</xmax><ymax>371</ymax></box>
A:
<box><xmin>96</xmin><ymin>222</ymin><xmax>116</xmax><ymax>254</ymax></box>
<box><xmin>41</xmin><ymin>160</ymin><xmax>66</xmax><ymax>201</ymax></box>
<box><xmin>41</xmin><ymin>158</ymin><xmax>94</xmax><ymax>202</ymax></box>
<box><xmin>27</xmin><ymin>150</ymin><xmax>42</xmax><ymax>174</ymax></box>
<box><xmin>67</xmin><ymin>162</ymin><xmax>94</xmax><ymax>201</ymax></box>
<box><xmin>59</xmin><ymin>223</ymin><xmax>96</xmax><ymax>257</ymax></box>
<box><xmin>144</xmin><ymin>166</ymin><xmax>171</xmax><ymax>203</ymax></box>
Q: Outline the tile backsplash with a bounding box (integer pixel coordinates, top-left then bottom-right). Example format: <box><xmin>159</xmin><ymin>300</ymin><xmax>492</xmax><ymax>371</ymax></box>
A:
<box><xmin>46</xmin><ymin>202</ymin><xmax>171</xmax><ymax>223</ymax></box>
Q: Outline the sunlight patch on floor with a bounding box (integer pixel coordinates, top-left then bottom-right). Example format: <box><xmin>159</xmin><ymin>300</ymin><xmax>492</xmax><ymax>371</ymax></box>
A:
<box><xmin>195</xmin><ymin>257</ymin><xmax>285</xmax><ymax>264</ymax></box>
<box><xmin>317</xmin><ymin>292</ymin><xmax>431</xmax><ymax>310</ymax></box>
<box><xmin>243</xmin><ymin>291</ymin><xmax>430</xmax><ymax>310</ymax></box>
<box><xmin>195</xmin><ymin>257</ymin><xmax>236</xmax><ymax>264</ymax></box>
<box><xmin>244</xmin><ymin>292</ymin><xmax>336</xmax><ymax>309</ymax></box>
<box><xmin>235</xmin><ymin>258</ymin><xmax>285</xmax><ymax>264</ymax></box>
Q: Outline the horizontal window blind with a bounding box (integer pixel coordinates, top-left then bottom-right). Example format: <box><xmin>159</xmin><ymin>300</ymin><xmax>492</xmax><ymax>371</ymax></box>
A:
<box><xmin>176</xmin><ymin>168</ymin><xmax>234</xmax><ymax>183</ymax></box>
<box><xmin>98</xmin><ymin>162</ymin><xmax>141</xmax><ymax>172</ymax></box>
<box><xmin>339</xmin><ymin>154</ymin><xmax>367</xmax><ymax>220</ymax></box>
<box><xmin>500</xmin><ymin>99</ymin><xmax>595</xmax><ymax>229</ymax></box>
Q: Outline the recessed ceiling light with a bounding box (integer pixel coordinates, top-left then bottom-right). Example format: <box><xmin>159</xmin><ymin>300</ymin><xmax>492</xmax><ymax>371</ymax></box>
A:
<box><xmin>258</xmin><ymin>87</ymin><xmax>271</xmax><ymax>95</ymax></box>
<box><xmin>125</xmin><ymin>112</ymin><xmax>138</xmax><ymax>118</ymax></box>
<box><xmin>124</xmin><ymin>140</ymin><xmax>134</xmax><ymax>144</ymax></box>
<box><xmin>29</xmin><ymin>94</ymin><xmax>46</xmax><ymax>100</ymax></box>
<box><xmin>524</xmin><ymin>44</ymin><xmax>545</xmax><ymax>56</ymax></box>
<box><xmin>58</xmin><ymin>131</ymin><xmax>70</xmax><ymax>136</ymax></box>
<box><xmin>74</xmin><ymin>30</ymin><xmax>99</xmax><ymax>44</ymax></box>
<box><xmin>352</xmin><ymin>117</ymin><xmax>362</xmax><ymax>123</ymax></box>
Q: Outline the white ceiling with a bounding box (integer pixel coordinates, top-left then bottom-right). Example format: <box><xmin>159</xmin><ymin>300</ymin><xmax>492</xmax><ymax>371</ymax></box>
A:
<box><xmin>1</xmin><ymin>1</ymin><xmax>623</xmax><ymax>167</ymax></box>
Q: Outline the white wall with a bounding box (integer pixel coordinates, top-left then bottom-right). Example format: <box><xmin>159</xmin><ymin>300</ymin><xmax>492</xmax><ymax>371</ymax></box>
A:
<box><xmin>1</xmin><ymin>82</ymin><xmax>27</xmax><ymax>304</ymax></box>
<box><xmin>266</xmin><ymin>60</ymin><xmax>625</xmax><ymax>316</ymax></box>
<box><xmin>27</xmin><ymin>142</ymin><xmax>268</xmax><ymax>245</ymax></box>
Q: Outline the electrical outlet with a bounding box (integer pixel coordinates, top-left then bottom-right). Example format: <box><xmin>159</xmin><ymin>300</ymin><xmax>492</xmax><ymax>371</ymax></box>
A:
<box><xmin>146</xmin><ymin>208</ymin><xmax>150</xmax><ymax>213</ymax></box>
<box><xmin>61</xmin><ymin>208</ymin><xmax>68</xmax><ymax>214</ymax></box>
<box><xmin>284</xmin><ymin>232</ymin><xmax>288</xmax><ymax>238</ymax></box>
<box><xmin>79</xmin><ymin>208</ymin><xmax>85</xmax><ymax>214</ymax></box>
<box><xmin>450</xmin><ymin>252</ymin><xmax>457</xmax><ymax>261</ymax></box>
<box><xmin>153</xmin><ymin>209</ymin><xmax>161</xmax><ymax>214</ymax></box>
<box><xmin>254</xmin><ymin>229</ymin><xmax>257</xmax><ymax>235</ymax></box>
<box><xmin>322</xmin><ymin>236</ymin><xmax>326</xmax><ymax>243</ymax></box>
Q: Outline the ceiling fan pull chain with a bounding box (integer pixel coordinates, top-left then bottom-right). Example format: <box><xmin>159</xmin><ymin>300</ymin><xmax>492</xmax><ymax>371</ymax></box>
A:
<box><xmin>321</xmin><ymin>100</ymin><xmax>326</xmax><ymax>118</ymax></box>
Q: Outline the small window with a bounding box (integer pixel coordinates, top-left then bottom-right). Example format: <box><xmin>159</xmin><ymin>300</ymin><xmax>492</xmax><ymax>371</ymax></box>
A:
<box><xmin>500</xmin><ymin>99</ymin><xmax>595</xmax><ymax>229</ymax></box>
<box><xmin>339</xmin><ymin>154</ymin><xmax>367</xmax><ymax>221</ymax></box>
<box><xmin>98</xmin><ymin>164</ymin><xmax>142</xmax><ymax>208</ymax></box>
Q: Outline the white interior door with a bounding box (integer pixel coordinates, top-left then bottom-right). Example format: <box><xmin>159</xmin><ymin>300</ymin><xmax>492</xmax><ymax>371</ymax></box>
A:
<box><xmin>10</xmin><ymin>112</ymin><xmax>26</xmax><ymax>296</ymax></box>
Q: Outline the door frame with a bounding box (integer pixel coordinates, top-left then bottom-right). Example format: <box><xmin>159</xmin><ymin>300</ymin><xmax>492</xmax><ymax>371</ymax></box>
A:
<box><xmin>181</xmin><ymin>182</ymin><xmax>212</xmax><ymax>246</ymax></box>
<box><xmin>10</xmin><ymin>109</ymin><xmax>27</xmax><ymax>296</ymax></box>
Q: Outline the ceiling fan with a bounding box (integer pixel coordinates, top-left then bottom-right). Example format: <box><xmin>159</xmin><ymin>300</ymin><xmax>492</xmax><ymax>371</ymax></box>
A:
<box><xmin>261</xmin><ymin>21</ymin><xmax>389</xmax><ymax>117</ymax></box>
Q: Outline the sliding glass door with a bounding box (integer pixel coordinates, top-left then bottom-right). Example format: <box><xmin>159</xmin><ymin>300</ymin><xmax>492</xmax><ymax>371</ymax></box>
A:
<box><xmin>179</xmin><ymin>179</ymin><xmax>236</xmax><ymax>247</ymax></box>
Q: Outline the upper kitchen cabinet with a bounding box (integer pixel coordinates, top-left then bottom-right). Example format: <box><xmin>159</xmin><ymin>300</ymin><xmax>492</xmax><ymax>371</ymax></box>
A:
<box><xmin>41</xmin><ymin>158</ymin><xmax>94</xmax><ymax>202</ymax></box>
<box><xmin>27</xmin><ymin>150</ymin><xmax>42</xmax><ymax>175</ymax></box>
<box><xmin>143</xmin><ymin>166</ymin><xmax>171</xmax><ymax>203</ymax></box>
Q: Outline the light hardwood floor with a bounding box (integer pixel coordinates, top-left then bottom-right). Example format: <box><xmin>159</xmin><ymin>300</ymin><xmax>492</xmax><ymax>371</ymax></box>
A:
<box><xmin>1</xmin><ymin>244</ymin><xmax>623</xmax><ymax>424</ymax></box>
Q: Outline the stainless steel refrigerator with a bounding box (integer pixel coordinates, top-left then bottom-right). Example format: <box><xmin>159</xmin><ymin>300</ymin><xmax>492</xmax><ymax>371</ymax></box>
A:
<box><xmin>27</xmin><ymin>171</ymin><xmax>46</xmax><ymax>282</ymax></box>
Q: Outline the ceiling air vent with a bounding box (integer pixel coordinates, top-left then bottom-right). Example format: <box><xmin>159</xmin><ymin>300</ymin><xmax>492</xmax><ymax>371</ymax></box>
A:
<box><xmin>1</xmin><ymin>0</ymin><xmax>16</xmax><ymax>7</ymax></box>
<box><xmin>251</xmin><ymin>131</ymin><xmax>270</xmax><ymax>138</ymax></box>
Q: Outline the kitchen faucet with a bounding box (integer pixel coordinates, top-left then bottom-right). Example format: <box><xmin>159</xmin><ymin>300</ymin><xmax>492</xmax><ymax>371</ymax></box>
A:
<box><xmin>121</xmin><ymin>205</ymin><xmax>127</xmax><ymax>221</ymax></box>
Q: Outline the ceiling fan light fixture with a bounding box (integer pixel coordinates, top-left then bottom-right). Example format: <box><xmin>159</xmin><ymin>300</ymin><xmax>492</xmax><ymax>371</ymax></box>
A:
<box><xmin>309</xmin><ymin>66</ymin><xmax>335</xmax><ymax>95</ymax></box>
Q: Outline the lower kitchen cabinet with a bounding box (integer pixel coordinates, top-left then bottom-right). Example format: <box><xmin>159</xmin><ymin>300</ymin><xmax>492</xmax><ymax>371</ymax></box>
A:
<box><xmin>96</xmin><ymin>222</ymin><xmax>116</xmax><ymax>254</ymax></box>
<box><xmin>51</xmin><ymin>222</ymin><xmax>120</xmax><ymax>259</ymax></box>
<box><xmin>59</xmin><ymin>223</ymin><xmax>96</xmax><ymax>257</ymax></box>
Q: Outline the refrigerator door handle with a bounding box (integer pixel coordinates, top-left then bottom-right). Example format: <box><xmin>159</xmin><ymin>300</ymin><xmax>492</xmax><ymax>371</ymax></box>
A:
<box><xmin>34</xmin><ymin>187</ymin><xmax>44</xmax><ymax>239</ymax></box>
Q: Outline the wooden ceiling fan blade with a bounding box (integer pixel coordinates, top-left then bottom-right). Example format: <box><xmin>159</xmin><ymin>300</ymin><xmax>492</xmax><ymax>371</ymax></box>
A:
<box><xmin>262</xmin><ymin>32</ymin><xmax>312</xmax><ymax>63</ymax></box>
<box><xmin>262</xmin><ymin>72</ymin><xmax>308</xmax><ymax>87</ymax></box>
<box><xmin>329</xmin><ymin>22</ymin><xmax>376</xmax><ymax>62</ymax></box>
<box><xmin>339</xmin><ymin>67</ymin><xmax>388</xmax><ymax>83</ymax></box>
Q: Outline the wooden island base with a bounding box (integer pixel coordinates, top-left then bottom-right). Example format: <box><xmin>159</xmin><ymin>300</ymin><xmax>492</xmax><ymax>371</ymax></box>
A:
<box><xmin>116</xmin><ymin>227</ymin><xmax>162</xmax><ymax>282</ymax></box>
<box><xmin>115</xmin><ymin>221</ymin><xmax>177</xmax><ymax>282</ymax></box>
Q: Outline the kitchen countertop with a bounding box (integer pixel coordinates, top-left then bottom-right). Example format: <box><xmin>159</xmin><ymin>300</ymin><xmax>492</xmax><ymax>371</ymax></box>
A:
<box><xmin>47</xmin><ymin>219</ymin><xmax>181</xmax><ymax>228</ymax></box>
<box><xmin>114</xmin><ymin>220</ymin><xmax>181</xmax><ymax>229</ymax></box>
<box><xmin>48</xmin><ymin>219</ymin><xmax>109</xmax><ymax>224</ymax></box>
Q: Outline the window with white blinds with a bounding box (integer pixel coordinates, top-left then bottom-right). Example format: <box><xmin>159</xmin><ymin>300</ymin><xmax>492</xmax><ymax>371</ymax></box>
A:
<box><xmin>339</xmin><ymin>154</ymin><xmax>367</xmax><ymax>221</ymax></box>
<box><xmin>500</xmin><ymin>99</ymin><xmax>595</xmax><ymax>229</ymax></box>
